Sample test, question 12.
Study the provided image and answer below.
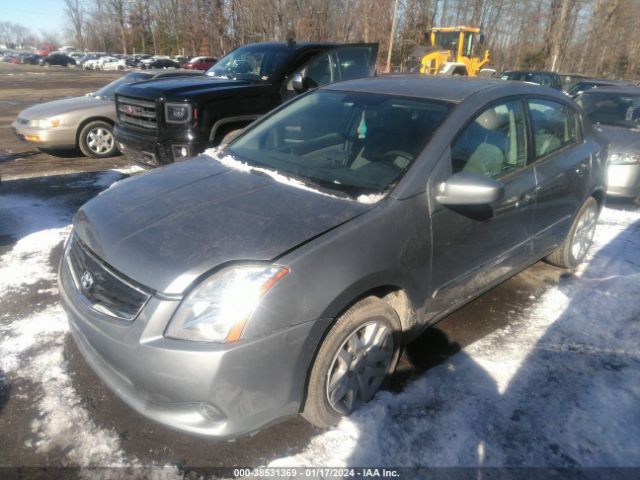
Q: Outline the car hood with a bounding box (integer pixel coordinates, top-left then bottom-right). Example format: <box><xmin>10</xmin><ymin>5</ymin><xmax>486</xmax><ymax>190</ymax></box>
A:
<box><xmin>598</xmin><ymin>125</ymin><xmax>640</xmax><ymax>153</ymax></box>
<box><xmin>118</xmin><ymin>76</ymin><xmax>261</xmax><ymax>100</ymax></box>
<box><xmin>73</xmin><ymin>154</ymin><xmax>372</xmax><ymax>295</ymax></box>
<box><xmin>17</xmin><ymin>95</ymin><xmax>112</xmax><ymax>120</ymax></box>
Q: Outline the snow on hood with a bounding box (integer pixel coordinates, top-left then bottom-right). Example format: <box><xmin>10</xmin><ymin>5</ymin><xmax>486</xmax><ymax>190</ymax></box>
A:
<box><xmin>204</xmin><ymin>147</ymin><xmax>386</xmax><ymax>205</ymax></box>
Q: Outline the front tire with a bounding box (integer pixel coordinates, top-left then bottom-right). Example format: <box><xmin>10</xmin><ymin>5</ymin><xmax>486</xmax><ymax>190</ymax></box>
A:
<box><xmin>78</xmin><ymin>121</ymin><xmax>116</xmax><ymax>158</ymax></box>
<box><xmin>302</xmin><ymin>297</ymin><xmax>401</xmax><ymax>428</ymax></box>
<box><xmin>546</xmin><ymin>197</ymin><xmax>599</xmax><ymax>269</ymax></box>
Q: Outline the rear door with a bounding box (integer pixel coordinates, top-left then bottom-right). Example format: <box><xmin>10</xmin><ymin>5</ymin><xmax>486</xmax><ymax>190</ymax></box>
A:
<box><xmin>527</xmin><ymin>97</ymin><xmax>590</xmax><ymax>255</ymax></box>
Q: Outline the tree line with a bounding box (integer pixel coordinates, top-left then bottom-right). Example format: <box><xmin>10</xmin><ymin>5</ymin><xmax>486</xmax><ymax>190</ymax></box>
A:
<box><xmin>4</xmin><ymin>0</ymin><xmax>639</xmax><ymax>80</ymax></box>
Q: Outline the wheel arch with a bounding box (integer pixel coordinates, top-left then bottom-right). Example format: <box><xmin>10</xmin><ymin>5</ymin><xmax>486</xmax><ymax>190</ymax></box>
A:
<box><xmin>208</xmin><ymin>115</ymin><xmax>260</xmax><ymax>144</ymax></box>
<box><xmin>590</xmin><ymin>187</ymin><xmax>606</xmax><ymax>211</ymax></box>
<box><xmin>298</xmin><ymin>283</ymin><xmax>417</xmax><ymax>413</ymax></box>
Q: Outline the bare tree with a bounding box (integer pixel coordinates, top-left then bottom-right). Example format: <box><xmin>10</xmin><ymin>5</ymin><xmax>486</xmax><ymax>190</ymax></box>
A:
<box><xmin>64</xmin><ymin>0</ymin><xmax>86</xmax><ymax>50</ymax></box>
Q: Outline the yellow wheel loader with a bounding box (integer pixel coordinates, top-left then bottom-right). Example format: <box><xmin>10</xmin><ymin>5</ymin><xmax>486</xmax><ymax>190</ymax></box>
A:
<box><xmin>420</xmin><ymin>26</ymin><xmax>490</xmax><ymax>77</ymax></box>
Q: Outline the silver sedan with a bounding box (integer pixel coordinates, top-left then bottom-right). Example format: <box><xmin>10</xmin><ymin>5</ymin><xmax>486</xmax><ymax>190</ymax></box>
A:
<box><xmin>11</xmin><ymin>70</ymin><xmax>201</xmax><ymax>158</ymax></box>
<box><xmin>576</xmin><ymin>86</ymin><xmax>640</xmax><ymax>200</ymax></box>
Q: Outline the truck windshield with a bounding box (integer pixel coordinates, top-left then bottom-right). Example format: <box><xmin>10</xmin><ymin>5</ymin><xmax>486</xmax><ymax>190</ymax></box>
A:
<box><xmin>206</xmin><ymin>45</ymin><xmax>292</xmax><ymax>82</ymax></box>
<box><xmin>227</xmin><ymin>90</ymin><xmax>451</xmax><ymax>198</ymax></box>
<box><xmin>577</xmin><ymin>93</ymin><xmax>640</xmax><ymax>129</ymax></box>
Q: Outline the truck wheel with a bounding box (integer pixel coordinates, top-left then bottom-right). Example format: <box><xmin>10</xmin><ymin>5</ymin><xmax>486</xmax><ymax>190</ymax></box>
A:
<box><xmin>78</xmin><ymin>121</ymin><xmax>116</xmax><ymax>158</ymax></box>
<box><xmin>302</xmin><ymin>297</ymin><xmax>401</xmax><ymax>428</ymax></box>
<box><xmin>546</xmin><ymin>197</ymin><xmax>599</xmax><ymax>269</ymax></box>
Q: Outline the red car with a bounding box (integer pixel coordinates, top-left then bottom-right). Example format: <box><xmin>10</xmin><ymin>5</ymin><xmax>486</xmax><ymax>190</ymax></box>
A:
<box><xmin>184</xmin><ymin>56</ymin><xmax>217</xmax><ymax>71</ymax></box>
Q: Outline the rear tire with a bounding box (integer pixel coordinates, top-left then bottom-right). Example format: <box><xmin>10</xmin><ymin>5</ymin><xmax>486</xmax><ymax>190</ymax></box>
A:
<box><xmin>546</xmin><ymin>197</ymin><xmax>599</xmax><ymax>269</ymax></box>
<box><xmin>302</xmin><ymin>297</ymin><xmax>401</xmax><ymax>429</ymax></box>
<box><xmin>78</xmin><ymin>121</ymin><xmax>117</xmax><ymax>158</ymax></box>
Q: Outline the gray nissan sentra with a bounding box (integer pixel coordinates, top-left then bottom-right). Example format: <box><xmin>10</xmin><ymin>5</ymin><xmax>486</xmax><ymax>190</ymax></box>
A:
<box><xmin>59</xmin><ymin>75</ymin><xmax>607</xmax><ymax>438</ymax></box>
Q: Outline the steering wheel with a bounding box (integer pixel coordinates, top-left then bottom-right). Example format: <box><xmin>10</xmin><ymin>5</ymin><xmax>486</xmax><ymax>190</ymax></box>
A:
<box><xmin>383</xmin><ymin>150</ymin><xmax>413</xmax><ymax>168</ymax></box>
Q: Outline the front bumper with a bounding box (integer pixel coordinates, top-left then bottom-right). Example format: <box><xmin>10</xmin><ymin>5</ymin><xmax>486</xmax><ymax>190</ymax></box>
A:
<box><xmin>59</xmin><ymin>253</ymin><xmax>316</xmax><ymax>438</ymax></box>
<box><xmin>607</xmin><ymin>164</ymin><xmax>640</xmax><ymax>198</ymax></box>
<box><xmin>113</xmin><ymin>125</ymin><xmax>208</xmax><ymax>168</ymax></box>
<box><xmin>11</xmin><ymin>120</ymin><xmax>76</xmax><ymax>149</ymax></box>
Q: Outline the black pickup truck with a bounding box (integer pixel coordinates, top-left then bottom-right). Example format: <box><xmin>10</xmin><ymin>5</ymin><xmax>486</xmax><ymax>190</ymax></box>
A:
<box><xmin>113</xmin><ymin>41</ymin><xmax>378</xmax><ymax>167</ymax></box>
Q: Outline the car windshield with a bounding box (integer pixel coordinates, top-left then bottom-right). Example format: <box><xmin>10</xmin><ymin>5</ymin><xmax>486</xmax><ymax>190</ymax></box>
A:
<box><xmin>228</xmin><ymin>90</ymin><xmax>451</xmax><ymax>197</ymax></box>
<box><xmin>205</xmin><ymin>45</ymin><xmax>292</xmax><ymax>81</ymax></box>
<box><xmin>91</xmin><ymin>73</ymin><xmax>150</xmax><ymax>100</ymax></box>
<box><xmin>577</xmin><ymin>92</ymin><xmax>640</xmax><ymax>129</ymax></box>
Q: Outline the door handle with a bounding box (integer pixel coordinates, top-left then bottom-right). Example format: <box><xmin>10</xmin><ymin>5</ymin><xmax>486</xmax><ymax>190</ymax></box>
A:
<box><xmin>515</xmin><ymin>192</ymin><xmax>535</xmax><ymax>208</ymax></box>
<box><xmin>575</xmin><ymin>162</ymin><xmax>589</xmax><ymax>175</ymax></box>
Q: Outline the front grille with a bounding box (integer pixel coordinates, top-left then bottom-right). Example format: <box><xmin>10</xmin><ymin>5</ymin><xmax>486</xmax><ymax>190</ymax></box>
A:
<box><xmin>117</xmin><ymin>95</ymin><xmax>158</xmax><ymax>131</ymax></box>
<box><xmin>65</xmin><ymin>235</ymin><xmax>151</xmax><ymax>321</ymax></box>
<box><xmin>17</xmin><ymin>117</ymin><xmax>29</xmax><ymax>125</ymax></box>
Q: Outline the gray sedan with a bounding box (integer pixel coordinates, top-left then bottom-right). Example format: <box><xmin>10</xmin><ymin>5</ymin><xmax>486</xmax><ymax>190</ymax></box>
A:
<box><xmin>575</xmin><ymin>86</ymin><xmax>640</xmax><ymax>200</ymax></box>
<box><xmin>59</xmin><ymin>76</ymin><xmax>607</xmax><ymax>438</ymax></box>
<box><xmin>11</xmin><ymin>70</ymin><xmax>201</xmax><ymax>158</ymax></box>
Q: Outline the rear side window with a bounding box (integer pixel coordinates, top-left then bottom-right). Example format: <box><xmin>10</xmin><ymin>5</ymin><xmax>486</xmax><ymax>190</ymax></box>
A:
<box><xmin>528</xmin><ymin>99</ymin><xmax>578</xmax><ymax>158</ymax></box>
<box><xmin>451</xmin><ymin>100</ymin><xmax>527</xmax><ymax>178</ymax></box>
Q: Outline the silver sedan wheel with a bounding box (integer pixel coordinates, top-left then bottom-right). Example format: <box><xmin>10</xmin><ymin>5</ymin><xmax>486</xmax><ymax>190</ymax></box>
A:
<box><xmin>326</xmin><ymin>320</ymin><xmax>394</xmax><ymax>415</ymax></box>
<box><xmin>86</xmin><ymin>127</ymin><xmax>114</xmax><ymax>155</ymax></box>
<box><xmin>571</xmin><ymin>202</ymin><xmax>597</xmax><ymax>261</ymax></box>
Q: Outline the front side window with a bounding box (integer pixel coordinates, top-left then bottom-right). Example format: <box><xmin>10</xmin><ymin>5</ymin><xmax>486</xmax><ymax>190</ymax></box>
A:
<box><xmin>228</xmin><ymin>90</ymin><xmax>451</xmax><ymax>197</ymax></box>
<box><xmin>528</xmin><ymin>99</ymin><xmax>578</xmax><ymax>158</ymax></box>
<box><xmin>451</xmin><ymin>100</ymin><xmax>527</xmax><ymax>178</ymax></box>
<box><xmin>576</xmin><ymin>93</ymin><xmax>640</xmax><ymax>129</ymax></box>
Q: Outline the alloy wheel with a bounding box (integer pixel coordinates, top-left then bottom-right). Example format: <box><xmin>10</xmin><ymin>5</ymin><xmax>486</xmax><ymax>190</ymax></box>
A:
<box><xmin>571</xmin><ymin>203</ymin><xmax>597</xmax><ymax>262</ymax></box>
<box><xmin>325</xmin><ymin>320</ymin><xmax>394</xmax><ymax>415</ymax></box>
<box><xmin>86</xmin><ymin>127</ymin><xmax>114</xmax><ymax>155</ymax></box>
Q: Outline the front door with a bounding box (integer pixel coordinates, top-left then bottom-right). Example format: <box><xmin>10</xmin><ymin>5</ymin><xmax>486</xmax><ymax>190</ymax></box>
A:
<box><xmin>427</xmin><ymin>98</ymin><xmax>537</xmax><ymax>319</ymax></box>
<box><xmin>281</xmin><ymin>43</ymin><xmax>378</xmax><ymax>102</ymax></box>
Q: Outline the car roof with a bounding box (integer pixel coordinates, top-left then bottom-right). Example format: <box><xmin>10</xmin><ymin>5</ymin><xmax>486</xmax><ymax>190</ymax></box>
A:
<box><xmin>578</xmin><ymin>85</ymin><xmax>640</xmax><ymax>95</ymax></box>
<box><xmin>501</xmin><ymin>70</ymin><xmax>558</xmax><ymax>75</ymax></box>
<box><xmin>236</xmin><ymin>41</ymin><xmax>336</xmax><ymax>51</ymax></box>
<box><xmin>323</xmin><ymin>74</ymin><xmax>564</xmax><ymax>104</ymax></box>
<box><xmin>578</xmin><ymin>79</ymin><xmax>624</xmax><ymax>84</ymax></box>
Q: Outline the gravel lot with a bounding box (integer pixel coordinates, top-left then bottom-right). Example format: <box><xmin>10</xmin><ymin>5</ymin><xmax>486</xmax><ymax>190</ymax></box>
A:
<box><xmin>0</xmin><ymin>63</ymin><xmax>130</xmax><ymax>181</ymax></box>
<box><xmin>0</xmin><ymin>62</ymin><xmax>638</xmax><ymax>478</ymax></box>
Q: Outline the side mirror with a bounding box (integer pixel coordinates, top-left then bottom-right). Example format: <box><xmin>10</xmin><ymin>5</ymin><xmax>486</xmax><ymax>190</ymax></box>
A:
<box><xmin>436</xmin><ymin>172</ymin><xmax>504</xmax><ymax>206</ymax></box>
<box><xmin>291</xmin><ymin>72</ymin><xmax>305</xmax><ymax>92</ymax></box>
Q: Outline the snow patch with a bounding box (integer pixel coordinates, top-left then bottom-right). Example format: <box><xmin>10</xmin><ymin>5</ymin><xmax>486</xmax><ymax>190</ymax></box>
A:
<box><xmin>0</xmin><ymin>195</ymin><xmax>71</xmax><ymax>295</ymax></box>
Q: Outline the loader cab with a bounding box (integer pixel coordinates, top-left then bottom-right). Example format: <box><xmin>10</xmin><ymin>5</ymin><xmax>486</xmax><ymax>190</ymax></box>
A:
<box><xmin>430</xmin><ymin>26</ymin><xmax>482</xmax><ymax>60</ymax></box>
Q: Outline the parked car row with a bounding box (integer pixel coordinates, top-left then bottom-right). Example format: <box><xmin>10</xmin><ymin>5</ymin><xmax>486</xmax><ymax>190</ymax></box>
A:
<box><xmin>8</xmin><ymin>38</ymin><xmax>638</xmax><ymax>441</ymax></box>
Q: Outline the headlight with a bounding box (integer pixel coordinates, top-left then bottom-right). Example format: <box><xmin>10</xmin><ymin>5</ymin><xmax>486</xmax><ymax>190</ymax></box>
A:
<box><xmin>609</xmin><ymin>152</ymin><xmax>640</xmax><ymax>165</ymax></box>
<box><xmin>165</xmin><ymin>102</ymin><xmax>192</xmax><ymax>124</ymax></box>
<box><xmin>28</xmin><ymin>118</ymin><xmax>60</xmax><ymax>128</ymax></box>
<box><xmin>165</xmin><ymin>265</ymin><xmax>289</xmax><ymax>343</ymax></box>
